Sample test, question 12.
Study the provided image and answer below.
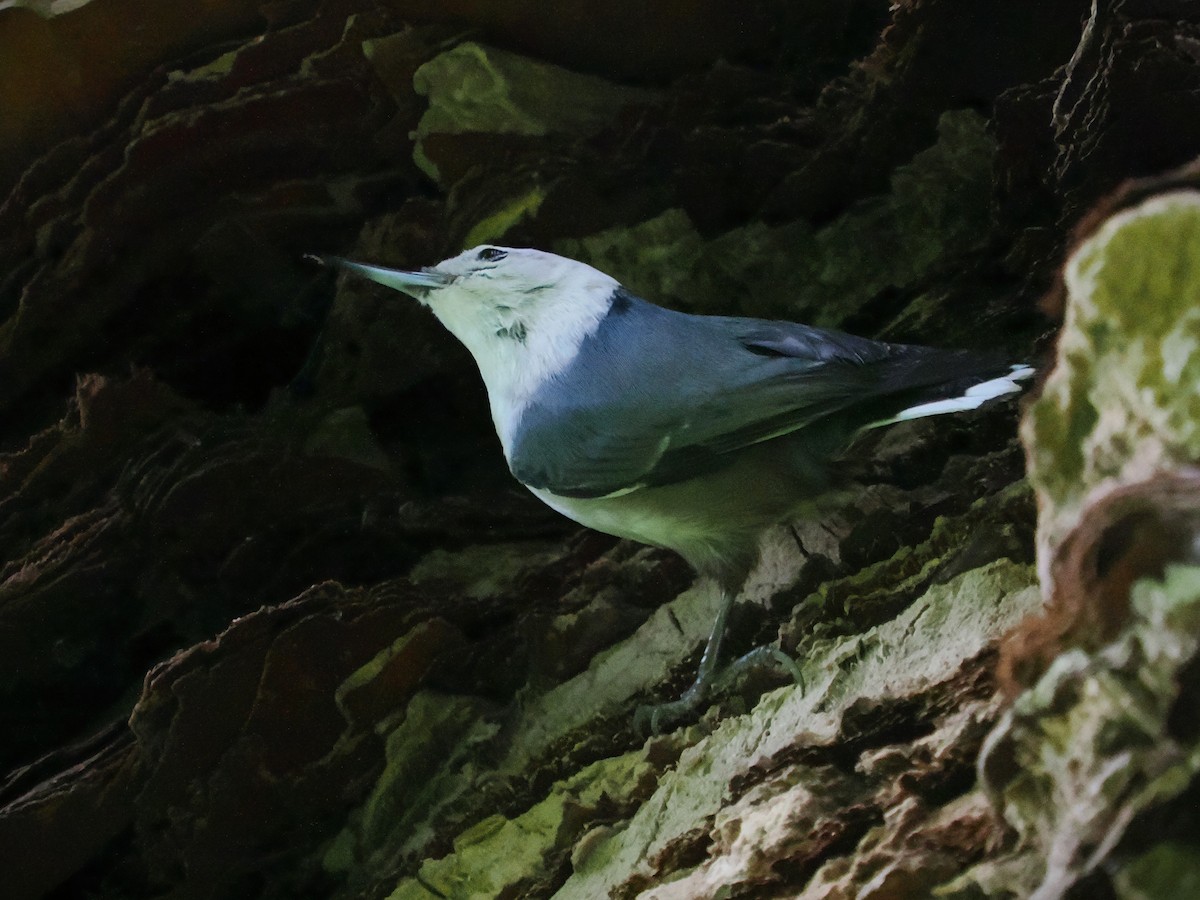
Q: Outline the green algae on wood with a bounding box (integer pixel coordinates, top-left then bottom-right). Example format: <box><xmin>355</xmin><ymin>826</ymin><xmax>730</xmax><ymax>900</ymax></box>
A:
<box><xmin>975</xmin><ymin>565</ymin><xmax>1200</xmax><ymax>899</ymax></box>
<box><xmin>409</xmin><ymin>42</ymin><xmax>660</xmax><ymax>184</ymax></box>
<box><xmin>555</xmin><ymin>560</ymin><xmax>1040</xmax><ymax>898</ymax></box>
<box><xmin>384</xmin><ymin>749</ymin><xmax>661</xmax><ymax>900</ymax></box>
<box><xmin>1023</xmin><ymin>191</ymin><xmax>1200</xmax><ymax>578</ymax></box>
<box><xmin>554</xmin><ymin>108</ymin><xmax>995</xmax><ymax>327</ymax></box>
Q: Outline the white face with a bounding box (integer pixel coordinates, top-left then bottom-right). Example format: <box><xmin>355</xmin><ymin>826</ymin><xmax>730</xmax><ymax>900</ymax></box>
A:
<box><xmin>415</xmin><ymin>245</ymin><xmax>622</xmax><ymax>450</ymax></box>
<box><xmin>417</xmin><ymin>245</ymin><xmax>619</xmax><ymax>355</ymax></box>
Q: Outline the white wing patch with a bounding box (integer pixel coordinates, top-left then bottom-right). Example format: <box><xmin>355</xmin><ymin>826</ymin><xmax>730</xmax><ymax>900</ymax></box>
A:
<box><xmin>867</xmin><ymin>364</ymin><xmax>1035</xmax><ymax>429</ymax></box>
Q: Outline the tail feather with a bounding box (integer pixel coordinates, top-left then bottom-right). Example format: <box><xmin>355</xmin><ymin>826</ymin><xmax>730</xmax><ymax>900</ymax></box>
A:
<box><xmin>865</xmin><ymin>363</ymin><xmax>1034</xmax><ymax>430</ymax></box>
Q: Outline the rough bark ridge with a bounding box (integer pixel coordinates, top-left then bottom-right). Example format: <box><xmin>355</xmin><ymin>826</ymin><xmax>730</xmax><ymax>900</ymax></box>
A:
<box><xmin>3</xmin><ymin>1</ymin><xmax>1200</xmax><ymax>897</ymax></box>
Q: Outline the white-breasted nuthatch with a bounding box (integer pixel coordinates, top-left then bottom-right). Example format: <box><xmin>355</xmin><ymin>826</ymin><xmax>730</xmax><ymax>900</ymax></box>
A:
<box><xmin>316</xmin><ymin>246</ymin><xmax>1032</xmax><ymax>728</ymax></box>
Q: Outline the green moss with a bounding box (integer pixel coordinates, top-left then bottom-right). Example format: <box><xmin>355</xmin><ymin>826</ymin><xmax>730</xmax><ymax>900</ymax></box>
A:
<box><xmin>333</xmin><ymin>630</ymin><xmax>421</xmax><ymax>721</ymax></box>
<box><xmin>462</xmin><ymin>186</ymin><xmax>546</xmax><ymax>248</ymax></box>
<box><xmin>407</xmin><ymin>540</ymin><xmax>561</xmax><ymax>599</ymax></box>
<box><xmin>556</xmin><ymin>109</ymin><xmax>995</xmax><ymax>327</ymax></box>
<box><xmin>976</xmin><ymin>564</ymin><xmax>1200</xmax><ymax>896</ymax></box>
<box><xmin>323</xmin><ymin>691</ymin><xmax>493</xmax><ymax>875</ymax></box>
<box><xmin>1115</xmin><ymin>843</ymin><xmax>1200</xmax><ymax>900</ymax></box>
<box><xmin>557</xmin><ymin>559</ymin><xmax>1041</xmax><ymax>899</ymax></box>
<box><xmin>789</xmin><ymin>479</ymin><xmax>1033</xmax><ymax>636</ymax></box>
<box><xmin>321</xmin><ymin>827</ymin><xmax>358</xmax><ymax>878</ymax></box>
<box><xmin>384</xmin><ymin>750</ymin><xmax>657</xmax><ymax>899</ymax></box>
<box><xmin>1024</xmin><ymin>192</ymin><xmax>1200</xmax><ymax>554</ymax></box>
<box><xmin>410</xmin><ymin>42</ymin><xmax>659</xmax><ymax>183</ymax></box>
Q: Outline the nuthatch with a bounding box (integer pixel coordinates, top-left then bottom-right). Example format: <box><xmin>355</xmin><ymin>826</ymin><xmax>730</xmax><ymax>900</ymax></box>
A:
<box><xmin>317</xmin><ymin>246</ymin><xmax>1031</xmax><ymax>729</ymax></box>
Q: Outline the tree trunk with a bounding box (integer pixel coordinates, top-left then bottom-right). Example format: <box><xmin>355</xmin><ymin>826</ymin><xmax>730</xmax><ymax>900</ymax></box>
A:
<box><xmin>3</xmin><ymin>1</ymin><xmax>1200</xmax><ymax>897</ymax></box>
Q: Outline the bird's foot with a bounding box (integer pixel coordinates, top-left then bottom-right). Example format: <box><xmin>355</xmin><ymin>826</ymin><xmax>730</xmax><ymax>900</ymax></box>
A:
<box><xmin>724</xmin><ymin>645</ymin><xmax>806</xmax><ymax>694</ymax></box>
<box><xmin>633</xmin><ymin>681</ymin><xmax>709</xmax><ymax>735</ymax></box>
<box><xmin>633</xmin><ymin>645</ymin><xmax>804</xmax><ymax>734</ymax></box>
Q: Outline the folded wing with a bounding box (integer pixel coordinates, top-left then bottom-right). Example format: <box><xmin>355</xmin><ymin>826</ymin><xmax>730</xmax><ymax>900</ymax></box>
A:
<box><xmin>509</xmin><ymin>295</ymin><xmax>1014</xmax><ymax>499</ymax></box>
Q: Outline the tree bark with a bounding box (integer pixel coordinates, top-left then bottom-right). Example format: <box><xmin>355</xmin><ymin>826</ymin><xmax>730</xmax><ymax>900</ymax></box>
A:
<box><xmin>3</xmin><ymin>1</ymin><xmax>1200</xmax><ymax>897</ymax></box>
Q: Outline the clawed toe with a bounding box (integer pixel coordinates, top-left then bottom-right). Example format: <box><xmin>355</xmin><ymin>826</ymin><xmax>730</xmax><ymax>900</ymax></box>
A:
<box><xmin>633</xmin><ymin>645</ymin><xmax>803</xmax><ymax>734</ymax></box>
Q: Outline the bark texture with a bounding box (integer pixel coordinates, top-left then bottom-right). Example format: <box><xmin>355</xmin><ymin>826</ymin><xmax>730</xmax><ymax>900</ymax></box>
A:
<box><xmin>3</xmin><ymin>1</ymin><xmax>1200</xmax><ymax>897</ymax></box>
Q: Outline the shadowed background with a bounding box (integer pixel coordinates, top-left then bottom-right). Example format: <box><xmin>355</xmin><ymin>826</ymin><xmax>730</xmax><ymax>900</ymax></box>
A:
<box><xmin>3</xmin><ymin>1</ymin><xmax>1200</xmax><ymax>897</ymax></box>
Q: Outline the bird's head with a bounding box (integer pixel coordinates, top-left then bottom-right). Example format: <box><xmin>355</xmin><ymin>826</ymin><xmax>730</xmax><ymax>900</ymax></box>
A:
<box><xmin>315</xmin><ymin>246</ymin><xmax>624</xmax><ymax>439</ymax></box>
<box><xmin>317</xmin><ymin>245</ymin><xmax>620</xmax><ymax>363</ymax></box>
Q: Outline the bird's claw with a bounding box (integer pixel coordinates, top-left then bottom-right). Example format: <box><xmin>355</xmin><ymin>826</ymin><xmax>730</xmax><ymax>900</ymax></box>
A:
<box><xmin>727</xmin><ymin>645</ymin><xmax>806</xmax><ymax>694</ymax></box>
<box><xmin>633</xmin><ymin>645</ymin><xmax>804</xmax><ymax>734</ymax></box>
<box><xmin>633</xmin><ymin>684</ymin><xmax>706</xmax><ymax>735</ymax></box>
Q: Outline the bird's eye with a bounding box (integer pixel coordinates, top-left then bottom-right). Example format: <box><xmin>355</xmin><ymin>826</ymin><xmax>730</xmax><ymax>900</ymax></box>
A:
<box><xmin>477</xmin><ymin>247</ymin><xmax>507</xmax><ymax>262</ymax></box>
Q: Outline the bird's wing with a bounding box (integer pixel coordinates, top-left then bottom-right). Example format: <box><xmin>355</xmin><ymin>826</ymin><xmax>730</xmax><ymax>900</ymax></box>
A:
<box><xmin>509</xmin><ymin>315</ymin><xmax>899</xmax><ymax>499</ymax></box>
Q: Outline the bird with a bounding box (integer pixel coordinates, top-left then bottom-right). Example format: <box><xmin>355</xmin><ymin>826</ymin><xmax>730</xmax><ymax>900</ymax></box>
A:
<box><xmin>313</xmin><ymin>245</ymin><xmax>1032</xmax><ymax>729</ymax></box>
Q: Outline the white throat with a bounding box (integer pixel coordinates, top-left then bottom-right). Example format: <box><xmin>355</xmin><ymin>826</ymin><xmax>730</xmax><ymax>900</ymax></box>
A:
<box><xmin>426</xmin><ymin>266</ymin><xmax>619</xmax><ymax>455</ymax></box>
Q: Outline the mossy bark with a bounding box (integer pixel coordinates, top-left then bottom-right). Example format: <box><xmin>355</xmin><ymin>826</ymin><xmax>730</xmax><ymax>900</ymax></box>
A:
<box><xmin>4</xmin><ymin>2</ymin><xmax>1200</xmax><ymax>898</ymax></box>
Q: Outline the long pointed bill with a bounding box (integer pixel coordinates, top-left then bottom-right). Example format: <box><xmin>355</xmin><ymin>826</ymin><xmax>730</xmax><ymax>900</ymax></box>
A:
<box><xmin>307</xmin><ymin>254</ymin><xmax>453</xmax><ymax>299</ymax></box>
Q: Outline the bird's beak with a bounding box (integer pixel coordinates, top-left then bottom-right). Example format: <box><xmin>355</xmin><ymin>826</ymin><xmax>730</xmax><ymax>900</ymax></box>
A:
<box><xmin>307</xmin><ymin>254</ymin><xmax>454</xmax><ymax>299</ymax></box>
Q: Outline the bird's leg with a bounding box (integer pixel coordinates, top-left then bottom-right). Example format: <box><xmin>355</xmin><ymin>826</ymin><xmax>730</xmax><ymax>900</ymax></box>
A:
<box><xmin>634</xmin><ymin>584</ymin><xmax>736</xmax><ymax>733</ymax></box>
<box><xmin>634</xmin><ymin>581</ymin><xmax>806</xmax><ymax>734</ymax></box>
<box><xmin>685</xmin><ymin>583</ymin><xmax>737</xmax><ymax>700</ymax></box>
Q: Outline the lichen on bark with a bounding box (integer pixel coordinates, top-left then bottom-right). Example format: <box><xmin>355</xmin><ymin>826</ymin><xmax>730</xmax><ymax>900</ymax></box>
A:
<box><xmin>7</xmin><ymin>2</ymin><xmax>1200</xmax><ymax>898</ymax></box>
